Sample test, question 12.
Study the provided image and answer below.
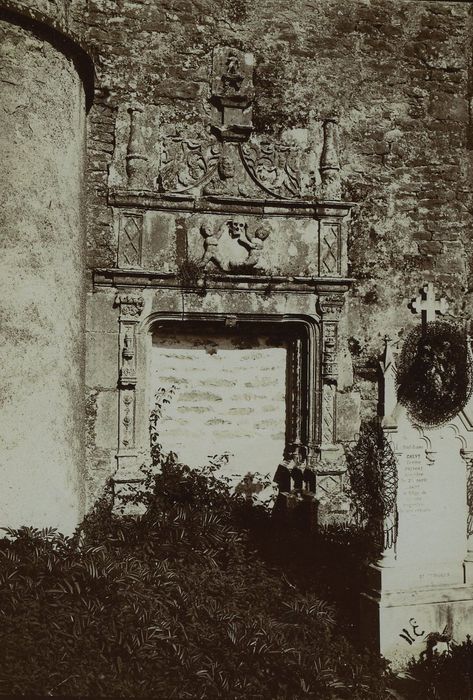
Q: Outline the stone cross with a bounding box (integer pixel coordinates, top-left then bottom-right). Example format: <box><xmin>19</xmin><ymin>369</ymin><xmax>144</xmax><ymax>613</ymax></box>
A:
<box><xmin>410</xmin><ymin>282</ymin><xmax>449</xmax><ymax>326</ymax></box>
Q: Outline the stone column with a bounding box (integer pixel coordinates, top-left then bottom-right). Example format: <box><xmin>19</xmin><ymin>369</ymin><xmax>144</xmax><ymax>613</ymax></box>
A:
<box><xmin>461</xmin><ymin>450</ymin><xmax>473</xmax><ymax>583</ymax></box>
<box><xmin>0</xmin><ymin>2</ymin><xmax>93</xmax><ymax>534</ymax></box>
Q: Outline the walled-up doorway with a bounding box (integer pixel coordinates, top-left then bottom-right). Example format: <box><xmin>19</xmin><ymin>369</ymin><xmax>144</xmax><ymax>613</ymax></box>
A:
<box><xmin>150</xmin><ymin>319</ymin><xmax>314</xmax><ymax>482</ymax></box>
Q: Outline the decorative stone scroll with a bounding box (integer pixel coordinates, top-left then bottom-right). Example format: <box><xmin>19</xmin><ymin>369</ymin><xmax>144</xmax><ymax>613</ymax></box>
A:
<box><xmin>157</xmin><ymin>134</ymin><xmax>221</xmax><ymax>194</ymax></box>
<box><xmin>114</xmin><ymin>293</ymin><xmax>145</xmax><ymax>452</ymax></box>
<box><xmin>115</xmin><ymin>48</ymin><xmax>344</xmax><ymax>202</ymax></box>
<box><xmin>239</xmin><ymin>141</ymin><xmax>302</xmax><ymax>199</ymax></box>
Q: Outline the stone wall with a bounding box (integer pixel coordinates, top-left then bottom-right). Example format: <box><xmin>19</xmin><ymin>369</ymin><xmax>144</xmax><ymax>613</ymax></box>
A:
<box><xmin>76</xmin><ymin>0</ymin><xmax>473</xmax><ymax>507</ymax></box>
<box><xmin>0</xmin><ymin>11</ymin><xmax>89</xmax><ymax>533</ymax></box>
<box><xmin>81</xmin><ymin>0</ymin><xmax>473</xmax><ymax>413</ymax></box>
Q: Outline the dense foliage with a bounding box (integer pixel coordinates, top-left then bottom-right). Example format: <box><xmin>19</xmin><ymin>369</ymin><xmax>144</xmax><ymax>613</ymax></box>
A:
<box><xmin>397</xmin><ymin>321</ymin><xmax>473</xmax><ymax>428</ymax></box>
<box><xmin>0</xmin><ymin>448</ymin><xmax>396</xmax><ymax>698</ymax></box>
<box><xmin>0</xmin><ymin>396</ymin><xmax>469</xmax><ymax>698</ymax></box>
<box><xmin>399</xmin><ymin>638</ymin><xmax>473</xmax><ymax>700</ymax></box>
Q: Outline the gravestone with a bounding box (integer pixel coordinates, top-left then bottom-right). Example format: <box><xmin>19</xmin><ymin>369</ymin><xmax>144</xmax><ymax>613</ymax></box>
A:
<box><xmin>361</xmin><ymin>283</ymin><xmax>473</xmax><ymax>668</ymax></box>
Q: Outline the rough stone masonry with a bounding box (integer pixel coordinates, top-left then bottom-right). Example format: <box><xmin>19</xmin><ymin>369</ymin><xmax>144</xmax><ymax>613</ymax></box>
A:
<box><xmin>0</xmin><ymin>0</ymin><xmax>472</xmax><ymax>533</ymax></box>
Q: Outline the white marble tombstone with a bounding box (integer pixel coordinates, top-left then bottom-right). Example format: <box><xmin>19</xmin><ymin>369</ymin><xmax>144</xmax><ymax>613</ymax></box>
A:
<box><xmin>361</xmin><ymin>315</ymin><xmax>473</xmax><ymax>668</ymax></box>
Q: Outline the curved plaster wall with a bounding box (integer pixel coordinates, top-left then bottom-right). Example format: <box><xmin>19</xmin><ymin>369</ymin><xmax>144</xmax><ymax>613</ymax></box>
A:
<box><xmin>0</xmin><ymin>14</ymin><xmax>88</xmax><ymax>534</ymax></box>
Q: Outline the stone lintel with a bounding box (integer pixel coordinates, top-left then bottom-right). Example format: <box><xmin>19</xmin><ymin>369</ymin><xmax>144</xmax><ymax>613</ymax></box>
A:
<box><xmin>108</xmin><ymin>189</ymin><xmax>356</xmax><ymax>219</ymax></box>
<box><xmin>94</xmin><ymin>268</ymin><xmax>355</xmax><ymax>293</ymax></box>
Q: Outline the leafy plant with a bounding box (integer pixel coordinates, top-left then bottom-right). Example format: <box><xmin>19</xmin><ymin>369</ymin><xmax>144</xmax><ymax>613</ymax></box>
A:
<box><xmin>397</xmin><ymin>637</ymin><xmax>473</xmax><ymax>700</ymax></box>
<box><xmin>0</xmin><ymin>400</ymin><xmax>398</xmax><ymax>698</ymax></box>
<box><xmin>177</xmin><ymin>257</ymin><xmax>204</xmax><ymax>290</ymax></box>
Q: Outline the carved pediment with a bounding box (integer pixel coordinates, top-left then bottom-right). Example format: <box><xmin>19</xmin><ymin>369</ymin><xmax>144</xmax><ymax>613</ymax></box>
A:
<box><xmin>109</xmin><ymin>47</ymin><xmax>343</xmax><ymax>202</ymax></box>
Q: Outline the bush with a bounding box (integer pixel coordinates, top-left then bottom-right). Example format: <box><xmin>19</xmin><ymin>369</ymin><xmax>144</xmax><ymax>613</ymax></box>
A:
<box><xmin>0</xmin><ymin>448</ymin><xmax>397</xmax><ymax>698</ymax></box>
<box><xmin>397</xmin><ymin>638</ymin><xmax>473</xmax><ymax>700</ymax></box>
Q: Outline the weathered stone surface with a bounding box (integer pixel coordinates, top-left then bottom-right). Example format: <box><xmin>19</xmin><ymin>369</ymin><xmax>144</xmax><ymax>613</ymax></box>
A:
<box><xmin>336</xmin><ymin>392</ymin><xmax>361</xmax><ymax>442</ymax></box>
<box><xmin>85</xmin><ymin>331</ymin><xmax>119</xmax><ymax>389</ymax></box>
<box><xmin>0</xmin><ymin>17</ymin><xmax>87</xmax><ymax>534</ymax></box>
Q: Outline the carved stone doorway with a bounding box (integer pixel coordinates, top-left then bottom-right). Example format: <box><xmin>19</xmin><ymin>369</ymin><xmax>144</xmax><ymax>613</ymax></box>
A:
<box><xmin>149</xmin><ymin>317</ymin><xmax>318</xmax><ymax>483</ymax></box>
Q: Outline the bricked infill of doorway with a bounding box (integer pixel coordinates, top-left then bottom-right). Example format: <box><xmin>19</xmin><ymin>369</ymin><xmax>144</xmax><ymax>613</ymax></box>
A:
<box><xmin>151</xmin><ymin>330</ymin><xmax>287</xmax><ymax>481</ymax></box>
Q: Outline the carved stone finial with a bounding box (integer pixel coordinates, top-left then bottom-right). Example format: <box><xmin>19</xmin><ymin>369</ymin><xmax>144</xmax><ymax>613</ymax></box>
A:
<box><xmin>409</xmin><ymin>282</ymin><xmax>449</xmax><ymax>327</ymax></box>
<box><xmin>380</xmin><ymin>335</ymin><xmax>395</xmax><ymax>374</ymax></box>
<box><xmin>379</xmin><ymin>335</ymin><xmax>397</xmax><ymax>426</ymax></box>
<box><xmin>126</xmin><ymin>106</ymin><xmax>148</xmax><ymax>188</ymax></box>
<box><xmin>320</xmin><ymin>118</ymin><xmax>341</xmax><ymax>199</ymax></box>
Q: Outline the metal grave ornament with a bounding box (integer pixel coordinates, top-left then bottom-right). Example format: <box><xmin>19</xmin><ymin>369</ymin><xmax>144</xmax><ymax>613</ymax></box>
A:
<box><xmin>398</xmin><ymin>283</ymin><xmax>473</xmax><ymax>426</ymax></box>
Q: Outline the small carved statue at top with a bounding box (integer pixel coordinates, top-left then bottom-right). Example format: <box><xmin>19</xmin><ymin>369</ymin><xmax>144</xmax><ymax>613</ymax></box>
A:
<box><xmin>221</xmin><ymin>52</ymin><xmax>244</xmax><ymax>93</ymax></box>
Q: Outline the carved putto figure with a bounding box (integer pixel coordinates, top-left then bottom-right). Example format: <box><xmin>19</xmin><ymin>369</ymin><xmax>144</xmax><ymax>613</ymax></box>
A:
<box><xmin>199</xmin><ymin>219</ymin><xmax>271</xmax><ymax>272</ymax></box>
<box><xmin>245</xmin><ymin>224</ymin><xmax>271</xmax><ymax>267</ymax></box>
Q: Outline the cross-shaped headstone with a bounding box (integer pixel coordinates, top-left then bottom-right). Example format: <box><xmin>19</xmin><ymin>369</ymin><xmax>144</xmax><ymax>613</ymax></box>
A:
<box><xmin>409</xmin><ymin>282</ymin><xmax>449</xmax><ymax>326</ymax></box>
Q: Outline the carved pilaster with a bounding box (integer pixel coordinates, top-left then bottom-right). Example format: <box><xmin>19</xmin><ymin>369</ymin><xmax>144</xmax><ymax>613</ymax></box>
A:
<box><xmin>318</xmin><ymin>294</ymin><xmax>344</xmax><ymax>452</ymax></box>
<box><xmin>459</xmin><ymin>449</ymin><xmax>473</xmax><ymax>583</ymax></box>
<box><xmin>115</xmin><ymin>293</ymin><xmax>145</xmax><ymax>460</ymax></box>
<box><xmin>461</xmin><ymin>451</ymin><xmax>473</xmax><ymax>539</ymax></box>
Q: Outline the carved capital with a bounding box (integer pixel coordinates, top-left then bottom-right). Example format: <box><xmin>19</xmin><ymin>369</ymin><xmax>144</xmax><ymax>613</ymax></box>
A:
<box><xmin>115</xmin><ymin>293</ymin><xmax>145</xmax><ymax>319</ymax></box>
<box><xmin>318</xmin><ymin>293</ymin><xmax>345</xmax><ymax>319</ymax></box>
